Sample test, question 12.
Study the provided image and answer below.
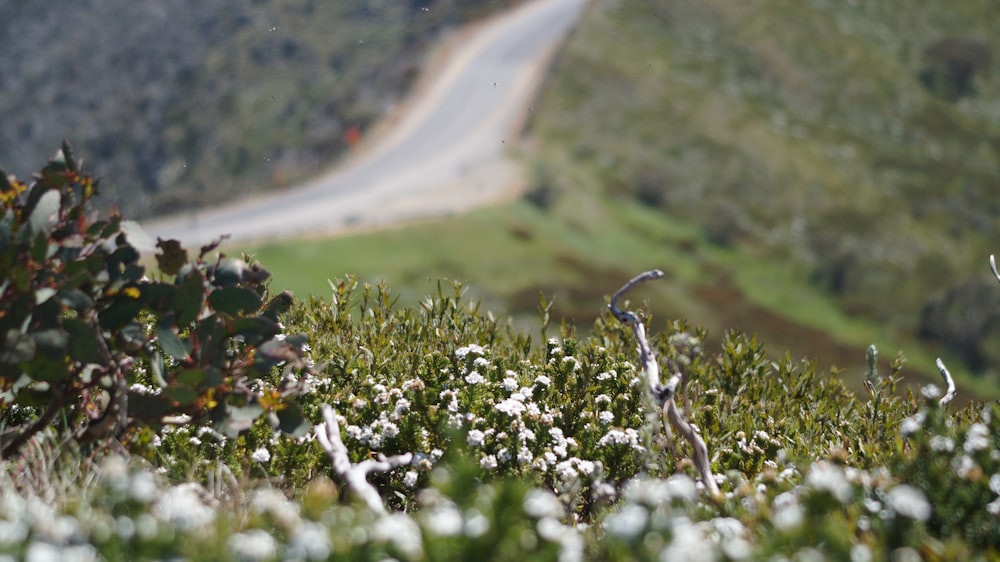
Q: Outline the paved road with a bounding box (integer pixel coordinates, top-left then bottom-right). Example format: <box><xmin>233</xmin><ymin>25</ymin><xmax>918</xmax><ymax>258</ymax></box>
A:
<box><xmin>142</xmin><ymin>0</ymin><xmax>587</xmax><ymax>248</ymax></box>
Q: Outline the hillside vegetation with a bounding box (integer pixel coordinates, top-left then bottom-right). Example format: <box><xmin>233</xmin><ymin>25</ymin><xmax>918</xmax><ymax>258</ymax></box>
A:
<box><xmin>528</xmin><ymin>0</ymin><xmax>1000</xmax><ymax>384</ymax></box>
<box><xmin>0</xmin><ymin>0</ymin><xmax>511</xmax><ymax>220</ymax></box>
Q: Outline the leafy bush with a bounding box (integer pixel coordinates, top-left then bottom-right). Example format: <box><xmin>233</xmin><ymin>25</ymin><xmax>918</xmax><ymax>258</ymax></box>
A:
<box><xmin>0</xmin><ymin>144</ymin><xmax>312</xmax><ymax>459</ymax></box>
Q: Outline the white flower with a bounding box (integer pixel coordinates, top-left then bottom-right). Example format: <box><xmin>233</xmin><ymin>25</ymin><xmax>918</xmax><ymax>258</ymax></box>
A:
<box><xmin>524</xmin><ymin>489</ymin><xmax>564</xmax><ymax>519</ymax></box>
<box><xmin>535</xmin><ymin>375</ymin><xmax>552</xmax><ymax>387</ymax></box>
<box><xmin>467</xmin><ymin>429</ymin><xmax>486</xmax><ymax>447</ymax></box>
<box><xmin>851</xmin><ymin>543</ymin><xmax>873</xmax><ymax>562</ymax></box>
<box><xmin>772</xmin><ymin>491</ymin><xmax>803</xmax><ymax>530</ymax></box>
<box><xmin>666</xmin><ymin>474</ymin><xmax>698</xmax><ymax>502</ymax></box>
<box><xmin>604</xmin><ymin>504</ymin><xmax>648</xmax><ymax>540</ymax></box>
<box><xmin>290</xmin><ymin>521</ymin><xmax>331</xmax><ymax>561</ymax></box>
<box><xmin>929</xmin><ymin>435</ymin><xmax>954</xmax><ymax>452</ymax></box>
<box><xmin>153</xmin><ymin>484</ymin><xmax>216</xmax><ymax>531</ymax></box>
<box><xmin>129</xmin><ymin>471</ymin><xmax>157</xmax><ymax>504</ymax></box>
<box><xmin>659</xmin><ymin>518</ymin><xmax>715</xmax><ymax>562</ymax></box>
<box><xmin>403</xmin><ymin>470</ymin><xmax>419</xmax><ymax>488</ymax></box>
<box><xmin>964</xmin><ymin>423</ymin><xmax>990</xmax><ymax>453</ymax></box>
<box><xmin>596</xmin><ymin>370</ymin><xmax>616</xmax><ymax>381</ymax></box>
<box><xmin>480</xmin><ymin>454</ymin><xmax>498</xmax><ymax>470</ymax></box>
<box><xmin>598</xmin><ymin>411</ymin><xmax>614</xmax><ymax>425</ymax></box>
<box><xmin>921</xmin><ymin>384</ymin><xmax>942</xmax><ymax>399</ymax></box>
<box><xmin>517</xmin><ymin>447</ymin><xmax>533</xmax><ymax>464</ymax></box>
<box><xmin>228</xmin><ymin>529</ymin><xmax>277</xmax><ymax>561</ymax></box>
<box><xmin>594</xmin><ymin>394</ymin><xmax>611</xmax><ymax>405</ymax></box>
<box><xmin>807</xmin><ymin>461</ymin><xmax>852</xmax><ymax>503</ymax></box>
<box><xmin>374</xmin><ymin>513</ymin><xmax>423</xmax><ymax>559</ymax></box>
<box><xmin>251</xmin><ymin>446</ymin><xmax>271</xmax><ymax>463</ymax></box>
<box><xmin>990</xmin><ymin>473</ymin><xmax>1000</xmax><ymax>495</ymax></box>
<box><xmin>495</xmin><ymin>398</ymin><xmax>526</xmax><ymax>417</ymax></box>
<box><xmin>501</xmin><ymin>377</ymin><xmax>519</xmax><ymax>392</ymax></box>
<box><xmin>455</xmin><ymin>344</ymin><xmax>485</xmax><ymax>358</ymax></box>
<box><xmin>900</xmin><ymin>412</ymin><xmax>926</xmax><ymax>436</ymax></box>
<box><xmin>987</xmin><ymin>497</ymin><xmax>1000</xmax><ymax>516</ymax></box>
<box><xmin>953</xmin><ymin>454</ymin><xmax>978</xmax><ymax>478</ymax></box>
<box><xmin>887</xmin><ymin>485</ymin><xmax>931</xmax><ymax>522</ymax></box>
<box><xmin>464</xmin><ymin>371</ymin><xmax>486</xmax><ymax>385</ymax></box>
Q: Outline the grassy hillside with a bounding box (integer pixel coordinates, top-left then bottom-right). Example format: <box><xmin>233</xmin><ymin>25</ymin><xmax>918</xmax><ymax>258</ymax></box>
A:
<box><xmin>526</xmin><ymin>0</ymin><xmax>1000</xmax><ymax>384</ymax></box>
<box><xmin>0</xmin><ymin>0</ymin><xmax>512</xmax><ymax>220</ymax></box>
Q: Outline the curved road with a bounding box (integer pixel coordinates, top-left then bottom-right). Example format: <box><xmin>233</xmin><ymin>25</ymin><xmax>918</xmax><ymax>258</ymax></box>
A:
<box><xmin>143</xmin><ymin>0</ymin><xmax>587</xmax><ymax>248</ymax></box>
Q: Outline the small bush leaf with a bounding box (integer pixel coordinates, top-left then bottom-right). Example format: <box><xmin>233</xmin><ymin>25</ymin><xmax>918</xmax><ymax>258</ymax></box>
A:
<box><xmin>157</xmin><ymin>324</ymin><xmax>190</xmax><ymax>361</ymax></box>
<box><xmin>208</xmin><ymin>286</ymin><xmax>261</xmax><ymax>316</ymax></box>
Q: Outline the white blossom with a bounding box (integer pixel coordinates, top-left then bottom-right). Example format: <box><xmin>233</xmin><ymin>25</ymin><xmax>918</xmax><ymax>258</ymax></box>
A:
<box><xmin>467</xmin><ymin>429</ymin><xmax>486</xmax><ymax>447</ymax></box>
<box><xmin>455</xmin><ymin>344</ymin><xmax>485</xmax><ymax>358</ymax></box>
<box><xmin>887</xmin><ymin>485</ymin><xmax>931</xmax><ymax>522</ymax></box>
<box><xmin>226</xmin><ymin>529</ymin><xmax>278</xmax><ymax>560</ymax></box>
<box><xmin>480</xmin><ymin>454</ymin><xmax>498</xmax><ymax>470</ymax></box>
<box><xmin>964</xmin><ymin>423</ymin><xmax>991</xmax><ymax>453</ymax></box>
<box><xmin>807</xmin><ymin>461</ymin><xmax>852</xmax><ymax>503</ymax></box>
<box><xmin>604</xmin><ymin>504</ymin><xmax>648</xmax><ymax>540</ymax></box>
<box><xmin>403</xmin><ymin>471</ymin><xmax>419</xmax><ymax>488</ymax></box>
<box><xmin>250</xmin><ymin>447</ymin><xmax>271</xmax><ymax>462</ymax></box>
<box><xmin>771</xmin><ymin>491</ymin><xmax>803</xmax><ymax>530</ymax></box>
<box><xmin>464</xmin><ymin>371</ymin><xmax>486</xmax><ymax>385</ymax></box>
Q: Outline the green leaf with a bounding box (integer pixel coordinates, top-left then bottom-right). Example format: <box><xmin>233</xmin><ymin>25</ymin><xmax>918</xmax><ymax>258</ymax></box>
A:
<box><xmin>155</xmin><ymin>238</ymin><xmax>187</xmax><ymax>276</ymax></box>
<box><xmin>28</xmin><ymin>189</ymin><xmax>60</xmax><ymax>237</ymax></box>
<box><xmin>261</xmin><ymin>291</ymin><xmax>294</xmax><ymax>322</ymax></box>
<box><xmin>58</xmin><ymin>287</ymin><xmax>93</xmax><ymax>311</ymax></box>
<box><xmin>276</xmin><ymin>401</ymin><xmax>310</xmax><ymax>438</ymax></box>
<box><xmin>165</xmin><ymin>384</ymin><xmax>198</xmax><ymax>407</ymax></box>
<box><xmin>30</xmin><ymin>328</ymin><xmax>68</xmax><ymax>358</ymax></box>
<box><xmin>176</xmin><ymin>369</ymin><xmax>206</xmax><ymax>386</ymax></box>
<box><xmin>99</xmin><ymin>295</ymin><xmax>142</xmax><ymax>330</ymax></box>
<box><xmin>0</xmin><ymin>329</ymin><xmax>36</xmax><ymax>365</ymax></box>
<box><xmin>63</xmin><ymin>318</ymin><xmax>103</xmax><ymax>364</ymax></box>
<box><xmin>120</xmin><ymin>220</ymin><xmax>154</xmax><ymax>252</ymax></box>
<box><xmin>157</xmin><ymin>324</ymin><xmax>190</xmax><ymax>361</ymax></box>
<box><xmin>34</xmin><ymin>287</ymin><xmax>57</xmax><ymax>305</ymax></box>
<box><xmin>150</xmin><ymin>351</ymin><xmax>167</xmax><ymax>388</ymax></box>
<box><xmin>208</xmin><ymin>286</ymin><xmax>261</xmax><ymax>316</ymax></box>
<box><xmin>128</xmin><ymin>392</ymin><xmax>174</xmax><ymax>421</ymax></box>
<box><xmin>230</xmin><ymin>317</ymin><xmax>280</xmax><ymax>346</ymax></box>
<box><xmin>196</xmin><ymin>314</ymin><xmax>226</xmax><ymax>367</ymax></box>
<box><xmin>213</xmin><ymin>258</ymin><xmax>247</xmax><ymax>286</ymax></box>
<box><xmin>173</xmin><ymin>268</ymin><xmax>205</xmax><ymax>327</ymax></box>
<box><xmin>60</xmin><ymin>141</ymin><xmax>78</xmax><ymax>173</ymax></box>
<box><xmin>139</xmin><ymin>281</ymin><xmax>176</xmax><ymax>313</ymax></box>
<box><xmin>222</xmin><ymin>402</ymin><xmax>264</xmax><ymax>437</ymax></box>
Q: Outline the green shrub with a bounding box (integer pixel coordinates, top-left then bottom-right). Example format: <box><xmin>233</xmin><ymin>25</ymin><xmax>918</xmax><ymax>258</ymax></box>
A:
<box><xmin>0</xmin><ymin>143</ymin><xmax>312</xmax><ymax>459</ymax></box>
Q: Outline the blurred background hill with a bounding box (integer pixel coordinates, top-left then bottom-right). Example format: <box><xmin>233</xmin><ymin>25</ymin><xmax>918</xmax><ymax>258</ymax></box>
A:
<box><xmin>0</xmin><ymin>0</ymin><xmax>513</xmax><ymax>219</ymax></box>
<box><xmin>522</xmin><ymin>0</ymin><xmax>1000</xmax><ymax>390</ymax></box>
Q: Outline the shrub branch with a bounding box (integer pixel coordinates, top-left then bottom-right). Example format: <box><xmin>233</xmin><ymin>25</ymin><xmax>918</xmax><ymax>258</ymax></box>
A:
<box><xmin>610</xmin><ymin>270</ymin><xmax>720</xmax><ymax>498</ymax></box>
<box><xmin>934</xmin><ymin>358</ymin><xmax>956</xmax><ymax>406</ymax></box>
<box><xmin>314</xmin><ymin>404</ymin><xmax>413</xmax><ymax>515</ymax></box>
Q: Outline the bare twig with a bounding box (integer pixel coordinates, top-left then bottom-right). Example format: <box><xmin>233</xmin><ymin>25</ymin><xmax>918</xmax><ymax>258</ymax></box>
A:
<box><xmin>991</xmin><ymin>255</ymin><xmax>1000</xmax><ymax>285</ymax></box>
<box><xmin>610</xmin><ymin>270</ymin><xmax>720</xmax><ymax>498</ymax></box>
<box><xmin>934</xmin><ymin>358</ymin><xmax>956</xmax><ymax>406</ymax></box>
<box><xmin>314</xmin><ymin>404</ymin><xmax>412</xmax><ymax>515</ymax></box>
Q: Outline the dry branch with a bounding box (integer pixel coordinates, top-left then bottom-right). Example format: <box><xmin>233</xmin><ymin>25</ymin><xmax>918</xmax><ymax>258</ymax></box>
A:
<box><xmin>610</xmin><ymin>270</ymin><xmax>720</xmax><ymax>498</ymax></box>
<box><xmin>314</xmin><ymin>404</ymin><xmax>412</xmax><ymax>515</ymax></box>
<box><xmin>934</xmin><ymin>358</ymin><xmax>957</xmax><ymax>406</ymax></box>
